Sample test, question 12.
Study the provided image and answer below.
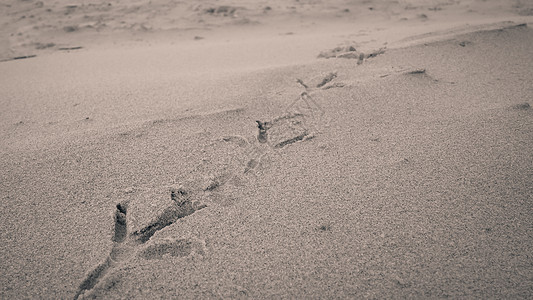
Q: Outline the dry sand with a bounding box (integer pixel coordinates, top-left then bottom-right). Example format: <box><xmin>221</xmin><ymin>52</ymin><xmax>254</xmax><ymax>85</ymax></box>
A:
<box><xmin>1</xmin><ymin>0</ymin><xmax>532</xmax><ymax>299</ymax></box>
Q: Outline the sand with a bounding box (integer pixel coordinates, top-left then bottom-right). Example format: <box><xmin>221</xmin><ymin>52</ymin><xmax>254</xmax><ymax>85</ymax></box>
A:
<box><xmin>1</xmin><ymin>0</ymin><xmax>532</xmax><ymax>298</ymax></box>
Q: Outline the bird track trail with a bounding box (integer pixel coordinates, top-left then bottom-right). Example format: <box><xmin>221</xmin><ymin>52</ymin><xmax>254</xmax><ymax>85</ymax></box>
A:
<box><xmin>73</xmin><ymin>72</ymin><xmax>339</xmax><ymax>299</ymax></box>
<box><xmin>74</xmin><ymin>190</ymin><xmax>206</xmax><ymax>299</ymax></box>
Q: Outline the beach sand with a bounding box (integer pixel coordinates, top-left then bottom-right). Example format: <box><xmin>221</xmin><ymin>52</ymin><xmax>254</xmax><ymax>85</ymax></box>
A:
<box><xmin>1</xmin><ymin>0</ymin><xmax>532</xmax><ymax>298</ymax></box>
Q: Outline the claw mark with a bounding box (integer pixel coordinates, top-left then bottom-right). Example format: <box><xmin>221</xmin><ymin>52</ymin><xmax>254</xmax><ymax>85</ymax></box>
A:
<box><xmin>113</xmin><ymin>204</ymin><xmax>128</xmax><ymax>243</ymax></box>
<box><xmin>132</xmin><ymin>192</ymin><xmax>206</xmax><ymax>243</ymax></box>
<box><xmin>274</xmin><ymin>132</ymin><xmax>309</xmax><ymax>148</ymax></box>
<box><xmin>296</xmin><ymin>78</ymin><xmax>309</xmax><ymax>89</ymax></box>
<box><xmin>170</xmin><ymin>187</ymin><xmax>188</xmax><ymax>205</ymax></box>
<box><xmin>256</xmin><ymin>120</ymin><xmax>271</xmax><ymax>144</ymax></box>
<box><xmin>316</xmin><ymin>72</ymin><xmax>337</xmax><ymax>88</ymax></box>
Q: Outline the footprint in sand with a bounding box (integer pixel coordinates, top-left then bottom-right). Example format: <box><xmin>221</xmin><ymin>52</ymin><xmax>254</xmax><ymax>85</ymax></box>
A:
<box><xmin>74</xmin><ymin>71</ymin><xmax>339</xmax><ymax>299</ymax></box>
<box><xmin>131</xmin><ymin>188</ymin><xmax>206</xmax><ymax>244</ymax></box>
<box><xmin>74</xmin><ymin>202</ymin><xmax>131</xmax><ymax>300</ymax></box>
<box><xmin>184</xmin><ymin>72</ymin><xmax>339</xmax><ymax>184</ymax></box>
<box><xmin>74</xmin><ymin>187</ymin><xmax>206</xmax><ymax>299</ymax></box>
<box><xmin>242</xmin><ymin>72</ymin><xmax>341</xmax><ymax>172</ymax></box>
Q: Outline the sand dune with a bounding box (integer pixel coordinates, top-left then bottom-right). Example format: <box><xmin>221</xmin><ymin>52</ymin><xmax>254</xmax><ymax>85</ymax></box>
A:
<box><xmin>1</xmin><ymin>0</ymin><xmax>532</xmax><ymax>299</ymax></box>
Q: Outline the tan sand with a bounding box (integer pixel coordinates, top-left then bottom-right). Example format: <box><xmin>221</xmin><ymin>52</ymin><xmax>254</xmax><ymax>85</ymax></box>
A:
<box><xmin>1</xmin><ymin>0</ymin><xmax>532</xmax><ymax>298</ymax></box>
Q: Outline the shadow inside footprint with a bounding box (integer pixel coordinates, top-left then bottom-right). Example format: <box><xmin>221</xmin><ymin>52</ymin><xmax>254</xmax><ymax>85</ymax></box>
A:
<box><xmin>512</xmin><ymin>102</ymin><xmax>530</xmax><ymax>110</ymax></box>
<box><xmin>139</xmin><ymin>239</ymin><xmax>197</xmax><ymax>260</ymax></box>
<box><xmin>133</xmin><ymin>201</ymin><xmax>206</xmax><ymax>243</ymax></box>
<box><xmin>74</xmin><ymin>258</ymin><xmax>111</xmax><ymax>300</ymax></box>
<box><xmin>113</xmin><ymin>204</ymin><xmax>128</xmax><ymax>243</ymax></box>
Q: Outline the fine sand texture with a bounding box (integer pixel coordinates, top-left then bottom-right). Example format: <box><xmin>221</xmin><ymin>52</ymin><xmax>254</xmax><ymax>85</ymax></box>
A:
<box><xmin>1</xmin><ymin>0</ymin><xmax>532</xmax><ymax>299</ymax></box>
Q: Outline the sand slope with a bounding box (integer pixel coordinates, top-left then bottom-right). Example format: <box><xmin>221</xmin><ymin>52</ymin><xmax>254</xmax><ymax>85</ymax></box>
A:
<box><xmin>1</xmin><ymin>1</ymin><xmax>533</xmax><ymax>299</ymax></box>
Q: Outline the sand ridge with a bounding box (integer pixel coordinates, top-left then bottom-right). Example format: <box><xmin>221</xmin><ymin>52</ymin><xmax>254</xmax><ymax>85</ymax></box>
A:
<box><xmin>2</xmin><ymin>0</ymin><xmax>533</xmax><ymax>60</ymax></box>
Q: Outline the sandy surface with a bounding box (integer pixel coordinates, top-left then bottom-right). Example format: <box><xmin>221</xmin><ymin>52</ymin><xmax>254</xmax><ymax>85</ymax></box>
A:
<box><xmin>1</xmin><ymin>0</ymin><xmax>532</xmax><ymax>299</ymax></box>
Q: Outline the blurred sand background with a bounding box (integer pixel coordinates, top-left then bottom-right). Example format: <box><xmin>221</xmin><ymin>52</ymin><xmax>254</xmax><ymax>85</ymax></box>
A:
<box><xmin>1</xmin><ymin>0</ymin><xmax>532</xmax><ymax>298</ymax></box>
